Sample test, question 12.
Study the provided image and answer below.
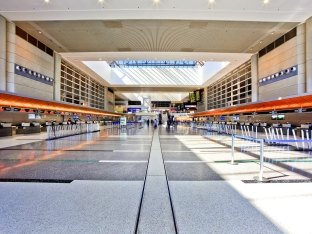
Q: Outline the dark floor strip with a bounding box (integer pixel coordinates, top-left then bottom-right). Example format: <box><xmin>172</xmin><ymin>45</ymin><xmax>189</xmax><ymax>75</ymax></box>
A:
<box><xmin>134</xmin><ymin>132</ymin><xmax>154</xmax><ymax>233</ymax></box>
<box><xmin>242</xmin><ymin>179</ymin><xmax>312</xmax><ymax>183</ymax></box>
<box><xmin>0</xmin><ymin>149</ymin><xmax>114</xmax><ymax>152</ymax></box>
<box><xmin>0</xmin><ymin>178</ymin><xmax>73</xmax><ymax>183</ymax></box>
<box><xmin>160</xmin><ymin>137</ymin><xmax>179</xmax><ymax>234</ymax></box>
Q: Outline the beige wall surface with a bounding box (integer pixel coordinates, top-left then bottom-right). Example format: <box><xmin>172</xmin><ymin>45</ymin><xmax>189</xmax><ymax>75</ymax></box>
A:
<box><xmin>258</xmin><ymin>28</ymin><xmax>305</xmax><ymax>101</ymax></box>
<box><xmin>14</xmin><ymin>36</ymin><xmax>54</xmax><ymax>100</ymax></box>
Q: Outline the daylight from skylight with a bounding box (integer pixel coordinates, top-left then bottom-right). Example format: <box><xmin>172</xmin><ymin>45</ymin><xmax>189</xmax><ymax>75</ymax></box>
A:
<box><xmin>83</xmin><ymin>60</ymin><xmax>229</xmax><ymax>86</ymax></box>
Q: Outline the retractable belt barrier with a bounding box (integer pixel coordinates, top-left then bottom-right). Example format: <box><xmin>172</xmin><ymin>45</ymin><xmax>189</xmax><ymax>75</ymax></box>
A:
<box><xmin>47</xmin><ymin>123</ymin><xmax>100</xmax><ymax>140</ymax></box>
<box><xmin>230</xmin><ymin>134</ymin><xmax>266</xmax><ymax>182</ymax></box>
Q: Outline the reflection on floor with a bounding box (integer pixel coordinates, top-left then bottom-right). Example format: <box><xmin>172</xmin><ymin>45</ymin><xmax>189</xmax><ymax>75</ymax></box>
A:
<box><xmin>0</xmin><ymin>125</ymin><xmax>311</xmax><ymax>233</ymax></box>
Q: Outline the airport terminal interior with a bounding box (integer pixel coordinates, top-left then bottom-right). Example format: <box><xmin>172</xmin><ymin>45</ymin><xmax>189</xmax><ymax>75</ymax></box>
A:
<box><xmin>1</xmin><ymin>0</ymin><xmax>312</xmax><ymax>233</ymax></box>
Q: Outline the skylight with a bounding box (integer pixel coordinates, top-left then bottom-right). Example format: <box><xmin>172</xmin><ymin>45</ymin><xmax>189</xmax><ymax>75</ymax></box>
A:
<box><xmin>110</xmin><ymin>60</ymin><xmax>204</xmax><ymax>68</ymax></box>
<box><xmin>83</xmin><ymin>60</ymin><xmax>229</xmax><ymax>86</ymax></box>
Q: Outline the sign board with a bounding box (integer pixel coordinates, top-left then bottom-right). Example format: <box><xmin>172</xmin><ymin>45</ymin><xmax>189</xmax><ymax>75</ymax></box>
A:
<box><xmin>219</xmin><ymin>116</ymin><xmax>226</xmax><ymax>121</ymax></box>
<box><xmin>120</xmin><ymin>117</ymin><xmax>127</xmax><ymax>126</ymax></box>
<box><xmin>127</xmin><ymin>108</ymin><xmax>141</xmax><ymax>113</ymax></box>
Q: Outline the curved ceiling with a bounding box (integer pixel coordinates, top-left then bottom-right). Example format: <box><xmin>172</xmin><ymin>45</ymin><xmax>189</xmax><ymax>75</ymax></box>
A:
<box><xmin>1</xmin><ymin>0</ymin><xmax>312</xmax><ymax>22</ymax></box>
<box><xmin>2</xmin><ymin>0</ymin><xmax>312</xmax><ymax>102</ymax></box>
<box><xmin>16</xmin><ymin>20</ymin><xmax>297</xmax><ymax>54</ymax></box>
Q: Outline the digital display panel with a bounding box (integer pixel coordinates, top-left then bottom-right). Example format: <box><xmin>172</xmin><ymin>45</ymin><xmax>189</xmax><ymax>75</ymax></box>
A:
<box><xmin>272</xmin><ymin>114</ymin><xmax>285</xmax><ymax>120</ymax></box>
<box><xmin>189</xmin><ymin>92</ymin><xmax>196</xmax><ymax>103</ymax></box>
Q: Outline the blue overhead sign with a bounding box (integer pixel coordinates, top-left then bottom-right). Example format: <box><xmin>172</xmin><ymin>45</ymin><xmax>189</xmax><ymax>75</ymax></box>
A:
<box><xmin>127</xmin><ymin>108</ymin><xmax>141</xmax><ymax>113</ymax></box>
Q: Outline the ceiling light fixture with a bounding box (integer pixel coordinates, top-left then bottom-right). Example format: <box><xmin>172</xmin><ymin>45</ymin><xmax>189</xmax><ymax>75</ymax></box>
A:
<box><xmin>209</xmin><ymin>0</ymin><xmax>215</xmax><ymax>3</ymax></box>
<box><xmin>98</xmin><ymin>0</ymin><xmax>105</xmax><ymax>3</ymax></box>
<box><xmin>263</xmin><ymin>0</ymin><xmax>269</xmax><ymax>4</ymax></box>
<box><xmin>44</xmin><ymin>0</ymin><xmax>50</xmax><ymax>3</ymax></box>
<box><xmin>153</xmin><ymin>0</ymin><xmax>161</xmax><ymax>4</ymax></box>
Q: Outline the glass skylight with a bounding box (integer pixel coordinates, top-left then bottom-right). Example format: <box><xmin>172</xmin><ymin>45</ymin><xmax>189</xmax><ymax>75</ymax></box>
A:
<box><xmin>110</xmin><ymin>60</ymin><xmax>204</xmax><ymax>68</ymax></box>
<box><xmin>83</xmin><ymin>60</ymin><xmax>229</xmax><ymax>86</ymax></box>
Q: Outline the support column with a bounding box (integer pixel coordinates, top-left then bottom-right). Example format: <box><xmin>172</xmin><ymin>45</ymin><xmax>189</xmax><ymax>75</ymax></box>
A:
<box><xmin>306</xmin><ymin>17</ymin><xmax>312</xmax><ymax>93</ymax></box>
<box><xmin>0</xmin><ymin>16</ymin><xmax>6</xmax><ymax>91</ymax></box>
<box><xmin>203</xmin><ymin>87</ymin><xmax>208</xmax><ymax>111</ymax></box>
<box><xmin>297</xmin><ymin>23</ymin><xmax>306</xmax><ymax>94</ymax></box>
<box><xmin>6</xmin><ymin>21</ymin><xmax>15</xmax><ymax>93</ymax></box>
<box><xmin>53</xmin><ymin>53</ymin><xmax>61</xmax><ymax>101</ymax></box>
<box><xmin>104</xmin><ymin>86</ymin><xmax>108</xmax><ymax>111</ymax></box>
<box><xmin>251</xmin><ymin>54</ymin><xmax>258</xmax><ymax>102</ymax></box>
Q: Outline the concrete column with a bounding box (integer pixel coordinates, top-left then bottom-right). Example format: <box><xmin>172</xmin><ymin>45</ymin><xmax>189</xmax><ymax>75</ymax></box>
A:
<box><xmin>306</xmin><ymin>17</ymin><xmax>312</xmax><ymax>93</ymax></box>
<box><xmin>251</xmin><ymin>54</ymin><xmax>258</xmax><ymax>102</ymax></box>
<box><xmin>297</xmin><ymin>23</ymin><xmax>306</xmax><ymax>94</ymax></box>
<box><xmin>6</xmin><ymin>21</ymin><xmax>15</xmax><ymax>93</ymax></box>
<box><xmin>0</xmin><ymin>16</ymin><xmax>6</xmax><ymax>91</ymax></box>
<box><xmin>203</xmin><ymin>87</ymin><xmax>208</xmax><ymax>111</ymax></box>
<box><xmin>53</xmin><ymin>53</ymin><xmax>61</xmax><ymax>101</ymax></box>
<box><xmin>104</xmin><ymin>86</ymin><xmax>108</xmax><ymax>111</ymax></box>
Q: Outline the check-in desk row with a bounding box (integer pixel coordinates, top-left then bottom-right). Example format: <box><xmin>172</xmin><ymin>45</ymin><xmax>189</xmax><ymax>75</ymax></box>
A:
<box><xmin>0</xmin><ymin>122</ymin><xmax>53</xmax><ymax>137</ymax></box>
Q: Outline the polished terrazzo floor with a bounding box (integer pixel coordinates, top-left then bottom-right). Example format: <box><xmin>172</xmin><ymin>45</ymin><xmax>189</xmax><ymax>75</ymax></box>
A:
<box><xmin>0</xmin><ymin>125</ymin><xmax>312</xmax><ymax>234</ymax></box>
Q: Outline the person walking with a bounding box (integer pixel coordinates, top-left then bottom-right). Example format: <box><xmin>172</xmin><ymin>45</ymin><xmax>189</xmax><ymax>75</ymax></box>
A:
<box><xmin>154</xmin><ymin>118</ymin><xmax>158</xmax><ymax>129</ymax></box>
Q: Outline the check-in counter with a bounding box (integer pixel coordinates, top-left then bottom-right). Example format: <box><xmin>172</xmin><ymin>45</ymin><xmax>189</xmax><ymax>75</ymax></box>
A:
<box><xmin>41</xmin><ymin>122</ymin><xmax>52</xmax><ymax>132</ymax></box>
<box><xmin>16</xmin><ymin>122</ymin><xmax>41</xmax><ymax>134</ymax></box>
<box><xmin>299</xmin><ymin>123</ymin><xmax>312</xmax><ymax>138</ymax></box>
<box><xmin>281</xmin><ymin>123</ymin><xmax>293</xmax><ymax>135</ymax></box>
<box><xmin>272</xmin><ymin>123</ymin><xmax>281</xmax><ymax>128</ymax></box>
<box><xmin>0</xmin><ymin>123</ymin><xmax>13</xmax><ymax>137</ymax></box>
<box><xmin>258</xmin><ymin>122</ymin><xmax>267</xmax><ymax>132</ymax></box>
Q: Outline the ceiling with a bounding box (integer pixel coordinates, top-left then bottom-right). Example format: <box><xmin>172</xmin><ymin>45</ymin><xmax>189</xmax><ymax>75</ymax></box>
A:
<box><xmin>1</xmin><ymin>0</ymin><xmax>312</xmax><ymax>101</ymax></box>
<box><xmin>120</xmin><ymin>93</ymin><xmax>190</xmax><ymax>102</ymax></box>
<box><xmin>15</xmin><ymin>20</ymin><xmax>297</xmax><ymax>53</ymax></box>
<box><xmin>1</xmin><ymin>0</ymin><xmax>312</xmax><ymax>22</ymax></box>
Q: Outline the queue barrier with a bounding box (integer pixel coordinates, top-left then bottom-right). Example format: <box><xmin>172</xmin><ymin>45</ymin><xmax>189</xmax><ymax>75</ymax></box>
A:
<box><xmin>193</xmin><ymin>122</ymin><xmax>312</xmax><ymax>151</ymax></box>
<box><xmin>193</xmin><ymin>122</ymin><xmax>237</xmax><ymax>135</ymax></box>
<box><xmin>231</xmin><ymin>134</ymin><xmax>266</xmax><ymax>182</ymax></box>
<box><xmin>47</xmin><ymin>123</ymin><xmax>100</xmax><ymax>140</ymax></box>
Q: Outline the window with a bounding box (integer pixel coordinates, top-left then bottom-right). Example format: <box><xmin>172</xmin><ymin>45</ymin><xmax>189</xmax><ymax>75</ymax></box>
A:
<box><xmin>60</xmin><ymin>60</ymin><xmax>105</xmax><ymax>109</ymax></box>
<box><xmin>206</xmin><ymin>61</ymin><xmax>252</xmax><ymax>110</ymax></box>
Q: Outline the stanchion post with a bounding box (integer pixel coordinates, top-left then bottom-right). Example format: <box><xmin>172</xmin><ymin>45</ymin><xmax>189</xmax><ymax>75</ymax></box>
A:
<box><xmin>259</xmin><ymin>138</ymin><xmax>264</xmax><ymax>180</ymax></box>
<box><xmin>254</xmin><ymin>138</ymin><xmax>268</xmax><ymax>182</ymax></box>
<box><xmin>230</xmin><ymin>134</ymin><xmax>238</xmax><ymax>165</ymax></box>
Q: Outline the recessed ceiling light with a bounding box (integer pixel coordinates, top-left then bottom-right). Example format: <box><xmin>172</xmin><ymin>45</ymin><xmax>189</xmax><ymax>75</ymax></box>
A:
<box><xmin>259</xmin><ymin>40</ymin><xmax>263</xmax><ymax>44</ymax></box>
<box><xmin>263</xmin><ymin>0</ymin><xmax>269</xmax><ymax>4</ymax></box>
<box><xmin>98</xmin><ymin>0</ymin><xmax>104</xmax><ymax>3</ymax></box>
<box><xmin>209</xmin><ymin>0</ymin><xmax>215</xmax><ymax>3</ymax></box>
<box><xmin>44</xmin><ymin>0</ymin><xmax>50</xmax><ymax>3</ymax></box>
<box><xmin>38</xmin><ymin>31</ymin><xmax>42</xmax><ymax>34</ymax></box>
<box><xmin>153</xmin><ymin>0</ymin><xmax>160</xmax><ymax>4</ymax></box>
<box><xmin>271</xmin><ymin>31</ymin><xmax>275</xmax><ymax>35</ymax></box>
